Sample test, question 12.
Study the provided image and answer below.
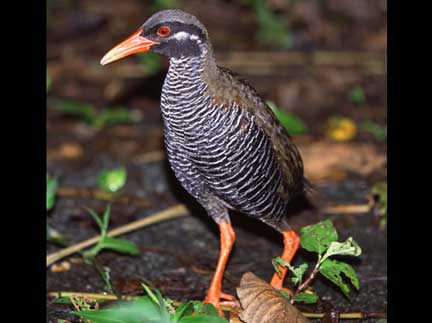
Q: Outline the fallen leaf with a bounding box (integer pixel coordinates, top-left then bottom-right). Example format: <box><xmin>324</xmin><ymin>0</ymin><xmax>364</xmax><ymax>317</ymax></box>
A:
<box><xmin>325</xmin><ymin>117</ymin><xmax>357</xmax><ymax>142</ymax></box>
<box><xmin>51</xmin><ymin>261</ymin><xmax>71</xmax><ymax>273</ymax></box>
<box><xmin>236</xmin><ymin>272</ymin><xmax>309</xmax><ymax>323</ymax></box>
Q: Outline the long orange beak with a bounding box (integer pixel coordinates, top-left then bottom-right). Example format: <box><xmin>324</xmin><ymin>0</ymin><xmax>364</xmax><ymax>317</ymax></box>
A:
<box><xmin>100</xmin><ymin>28</ymin><xmax>159</xmax><ymax>65</ymax></box>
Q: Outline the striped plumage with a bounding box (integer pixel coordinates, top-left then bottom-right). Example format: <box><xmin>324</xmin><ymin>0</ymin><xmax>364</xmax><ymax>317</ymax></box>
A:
<box><xmin>100</xmin><ymin>9</ymin><xmax>308</xmax><ymax>315</ymax></box>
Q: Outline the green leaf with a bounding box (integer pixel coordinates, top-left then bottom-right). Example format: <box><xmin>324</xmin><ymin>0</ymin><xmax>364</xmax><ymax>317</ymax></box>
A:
<box><xmin>71</xmin><ymin>296</ymin><xmax>169</xmax><ymax>323</ymax></box>
<box><xmin>300</xmin><ymin>219</ymin><xmax>338</xmax><ymax>255</ymax></box>
<box><xmin>294</xmin><ymin>291</ymin><xmax>318</xmax><ymax>304</ymax></box>
<box><xmin>172</xmin><ymin>302</ymin><xmax>194</xmax><ymax>322</ymax></box>
<box><xmin>99</xmin><ymin>237</ymin><xmax>140</xmax><ymax>256</ymax></box>
<box><xmin>47</xmin><ymin>224</ymin><xmax>68</xmax><ymax>246</ymax></box>
<box><xmin>47</xmin><ymin>69</ymin><xmax>52</xmax><ymax>92</ymax></box>
<box><xmin>102</xmin><ymin>204</ymin><xmax>112</xmax><ymax>233</ymax></box>
<box><xmin>179</xmin><ymin>315</ymin><xmax>228</xmax><ymax>323</ymax></box>
<box><xmin>267</xmin><ymin>101</ymin><xmax>308</xmax><ymax>135</ymax></box>
<box><xmin>95</xmin><ymin>108</ymin><xmax>135</xmax><ymax>129</ymax></box>
<box><xmin>272</xmin><ymin>257</ymin><xmax>308</xmax><ymax>285</ymax></box>
<box><xmin>98</xmin><ymin>167</ymin><xmax>127</xmax><ymax>193</ymax></box>
<box><xmin>200</xmin><ymin>303</ymin><xmax>220</xmax><ymax>317</ymax></box>
<box><xmin>85</xmin><ymin>208</ymin><xmax>105</xmax><ymax>233</ymax></box>
<box><xmin>319</xmin><ymin>259</ymin><xmax>360</xmax><ymax>297</ymax></box>
<box><xmin>291</xmin><ymin>263</ymin><xmax>308</xmax><ymax>285</ymax></box>
<box><xmin>360</xmin><ymin>121</ymin><xmax>387</xmax><ymax>141</ymax></box>
<box><xmin>55</xmin><ymin>101</ymin><xmax>97</xmax><ymax>125</ymax></box>
<box><xmin>321</xmin><ymin>237</ymin><xmax>362</xmax><ymax>262</ymax></box>
<box><xmin>138</xmin><ymin>52</ymin><xmax>162</xmax><ymax>75</ymax></box>
<box><xmin>349</xmin><ymin>86</ymin><xmax>366</xmax><ymax>104</ymax></box>
<box><xmin>47</xmin><ymin>175</ymin><xmax>58</xmax><ymax>211</ymax></box>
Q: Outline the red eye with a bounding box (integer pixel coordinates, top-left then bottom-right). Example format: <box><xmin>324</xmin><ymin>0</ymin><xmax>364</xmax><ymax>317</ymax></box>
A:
<box><xmin>157</xmin><ymin>26</ymin><xmax>171</xmax><ymax>37</ymax></box>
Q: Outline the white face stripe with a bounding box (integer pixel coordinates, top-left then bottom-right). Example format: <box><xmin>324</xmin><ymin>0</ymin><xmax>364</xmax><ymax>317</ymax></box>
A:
<box><xmin>172</xmin><ymin>31</ymin><xmax>199</xmax><ymax>41</ymax></box>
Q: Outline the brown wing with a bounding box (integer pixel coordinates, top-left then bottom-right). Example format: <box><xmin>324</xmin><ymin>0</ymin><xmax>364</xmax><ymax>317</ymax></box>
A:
<box><xmin>205</xmin><ymin>66</ymin><xmax>306</xmax><ymax>200</ymax></box>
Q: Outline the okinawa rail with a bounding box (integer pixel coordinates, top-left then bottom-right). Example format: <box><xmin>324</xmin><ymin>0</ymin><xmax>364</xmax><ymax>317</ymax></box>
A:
<box><xmin>101</xmin><ymin>9</ymin><xmax>309</xmax><ymax>315</ymax></box>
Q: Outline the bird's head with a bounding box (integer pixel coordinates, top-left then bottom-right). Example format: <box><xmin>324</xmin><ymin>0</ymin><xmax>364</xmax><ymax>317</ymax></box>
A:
<box><xmin>100</xmin><ymin>9</ymin><xmax>210</xmax><ymax>65</ymax></box>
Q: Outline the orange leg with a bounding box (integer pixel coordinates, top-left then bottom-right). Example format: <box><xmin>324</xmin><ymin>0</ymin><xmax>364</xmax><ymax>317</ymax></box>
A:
<box><xmin>203</xmin><ymin>223</ymin><xmax>236</xmax><ymax>316</ymax></box>
<box><xmin>270</xmin><ymin>230</ymin><xmax>300</xmax><ymax>291</ymax></box>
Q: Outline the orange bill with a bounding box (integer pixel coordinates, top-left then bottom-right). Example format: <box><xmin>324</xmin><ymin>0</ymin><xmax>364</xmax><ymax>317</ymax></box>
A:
<box><xmin>100</xmin><ymin>28</ymin><xmax>159</xmax><ymax>65</ymax></box>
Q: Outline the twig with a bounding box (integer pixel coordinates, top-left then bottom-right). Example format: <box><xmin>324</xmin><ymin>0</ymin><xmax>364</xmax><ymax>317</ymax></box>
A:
<box><xmin>46</xmin><ymin>204</ymin><xmax>188</xmax><ymax>267</ymax></box>
<box><xmin>322</xmin><ymin>204</ymin><xmax>370</xmax><ymax>214</ymax></box>
<box><xmin>47</xmin><ymin>291</ymin><xmax>386</xmax><ymax>320</ymax></box>
<box><xmin>294</xmin><ymin>261</ymin><xmax>321</xmax><ymax>298</ymax></box>
<box><xmin>57</xmin><ymin>187</ymin><xmax>152</xmax><ymax>208</ymax></box>
<box><xmin>133</xmin><ymin>150</ymin><xmax>165</xmax><ymax>163</ymax></box>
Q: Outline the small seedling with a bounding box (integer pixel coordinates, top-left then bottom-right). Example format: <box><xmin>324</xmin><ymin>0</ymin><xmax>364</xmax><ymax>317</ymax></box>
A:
<box><xmin>97</xmin><ymin>167</ymin><xmax>127</xmax><ymax>193</ymax></box>
<box><xmin>244</xmin><ymin>0</ymin><xmax>292</xmax><ymax>48</ymax></box>
<box><xmin>267</xmin><ymin>101</ymin><xmax>308</xmax><ymax>135</ymax></box>
<box><xmin>348</xmin><ymin>86</ymin><xmax>366</xmax><ymax>105</ymax></box>
<box><xmin>360</xmin><ymin>120</ymin><xmax>387</xmax><ymax>141</ymax></box>
<box><xmin>72</xmin><ymin>284</ymin><xmax>229</xmax><ymax>323</ymax></box>
<box><xmin>83</xmin><ymin>205</ymin><xmax>139</xmax><ymax>260</ymax></box>
<box><xmin>52</xmin><ymin>101</ymin><xmax>139</xmax><ymax>129</ymax></box>
<box><xmin>47</xmin><ymin>174</ymin><xmax>58</xmax><ymax>211</ymax></box>
<box><xmin>138</xmin><ymin>51</ymin><xmax>163</xmax><ymax>75</ymax></box>
<box><xmin>371</xmin><ymin>182</ymin><xmax>387</xmax><ymax>230</ymax></box>
<box><xmin>47</xmin><ymin>68</ymin><xmax>52</xmax><ymax>93</ymax></box>
<box><xmin>152</xmin><ymin>0</ymin><xmax>180</xmax><ymax>11</ymax></box>
<box><xmin>273</xmin><ymin>219</ymin><xmax>361</xmax><ymax>304</ymax></box>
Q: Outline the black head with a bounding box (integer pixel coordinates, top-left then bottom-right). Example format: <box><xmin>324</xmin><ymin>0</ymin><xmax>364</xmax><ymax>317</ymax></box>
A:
<box><xmin>101</xmin><ymin>9</ymin><xmax>210</xmax><ymax>65</ymax></box>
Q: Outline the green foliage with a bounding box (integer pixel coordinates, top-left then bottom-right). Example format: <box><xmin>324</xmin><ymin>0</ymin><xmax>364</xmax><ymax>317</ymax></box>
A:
<box><xmin>294</xmin><ymin>291</ymin><xmax>318</xmax><ymax>304</ymax></box>
<box><xmin>152</xmin><ymin>0</ymin><xmax>180</xmax><ymax>11</ymax></box>
<box><xmin>246</xmin><ymin>0</ymin><xmax>292</xmax><ymax>48</ymax></box>
<box><xmin>97</xmin><ymin>167</ymin><xmax>127</xmax><ymax>193</ymax></box>
<box><xmin>274</xmin><ymin>219</ymin><xmax>361</xmax><ymax>302</ymax></box>
<box><xmin>371</xmin><ymin>182</ymin><xmax>387</xmax><ymax>229</ymax></box>
<box><xmin>348</xmin><ymin>86</ymin><xmax>366</xmax><ymax>104</ymax></box>
<box><xmin>47</xmin><ymin>69</ymin><xmax>52</xmax><ymax>92</ymax></box>
<box><xmin>360</xmin><ymin>120</ymin><xmax>387</xmax><ymax>141</ymax></box>
<box><xmin>83</xmin><ymin>205</ymin><xmax>139</xmax><ymax>259</ymax></box>
<box><xmin>320</xmin><ymin>259</ymin><xmax>359</xmax><ymax>297</ymax></box>
<box><xmin>267</xmin><ymin>101</ymin><xmax>308</xmax><ymax>135</ymax></box>
<box><xmin>320</xmin><ymin>237</ymin><xmax>362</xmax><ymax>263</ymax></box>
<box><xmin>272</xmin><ymin>257</ymin><xmax>307</xmax><ymax>286</ymax></box>
<box><xmin>47</xmin><ymin>224</ymin><xmax>68</xmax><ymax>246</ymax></box>
<box><xmin>52</xmin><ymin>101</ymin><xmax>138</xmax><ymax>129</ymax></box>
<box><xmin>138</xmin><ymin>52</ymin><xmax>163</xmax><ymax>76</ymax></box>
<box><xmin>72</xmin><ymin>285</ymin><xmax>228</xmax><ymax>323</ymax></box>
<box><xmin>47</xmin><ymin>175</ymin><xmax>58</xmax><ymax>211</ymax></box>
<box><xmin>300</xmin><ymin>219</ymin><xmax>338</xmax><ymax>255</ymax></box>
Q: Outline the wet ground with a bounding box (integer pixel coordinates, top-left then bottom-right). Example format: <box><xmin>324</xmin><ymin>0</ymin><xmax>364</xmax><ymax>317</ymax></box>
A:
<box><xmin>47</xmin><ymin>1</ymin><xmax>387</xmax><ymax>322</ymax></box>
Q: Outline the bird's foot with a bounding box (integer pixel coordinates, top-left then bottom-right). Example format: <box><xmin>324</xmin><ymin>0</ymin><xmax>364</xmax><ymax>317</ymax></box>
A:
<box><xmin>203</xmin><ymin>291</ymin><xmax>240</xmax><ymax>316</ymax></box>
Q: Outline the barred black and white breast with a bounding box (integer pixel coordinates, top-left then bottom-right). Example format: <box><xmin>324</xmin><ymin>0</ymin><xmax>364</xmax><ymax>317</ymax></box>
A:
<box><xmin>161</xmin><ymin>54</ymin><xmax>306</xmax><ymax>231</ymax></box>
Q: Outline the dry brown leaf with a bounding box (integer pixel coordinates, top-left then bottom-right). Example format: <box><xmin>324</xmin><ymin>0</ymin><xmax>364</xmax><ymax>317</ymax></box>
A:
<box><xmin>298</xmin><ymin>140</ymin><xmax>386</xmax><ymax>181</ymax></box>
<box><xmin>236</xmin><ymin>272</ymin><xmax>310</xmax><ymax>323</ymax></box>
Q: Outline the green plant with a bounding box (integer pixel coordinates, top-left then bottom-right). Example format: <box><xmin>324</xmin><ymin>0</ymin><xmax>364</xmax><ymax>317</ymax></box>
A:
<box><xmin>245</xmin><ymin>0</ymin><xmax>292</xmax><ymax>48</ymax></box>
<box><xmin>137</xmin><ymin>52</ymin><xmax>163</xmax><ymax>75</ymax></box>
<box><xmin>360</xmin><ymin>120</ymin><xmax>387</xmax><ymax>141</ymax></box>
<box><xmin>152</xmin><ymin>0</ymin><xmax>180</xmax><ymax>11</ymax></box>
<box><xmin>273</xmin><ymin>219</ymin><xmax>361</xmax><ymax>304</ymax></box>
<box><xmin>72</xmin><ymin>284</ymin><xmax>228</xmax><ymax>323</ymax></box>
<box><xmin>267</xmin><ymin>101</ymin><xmax>308</xmax><ymax>135</ymax></box>
<box><xmin>97</xmin><ymin>167</ymin><xmax>127</xmax><ymax>193</ymax></box>
<box><xmin>52</xmin><ymin>101</ymin><xmax>139</xmax><ymax>129</ymax></box>
<box><xmin>47</xmin><ymin>174</ymin><xmax>58</xmax><ymax>211</ymax></box>
<box><xmin>348</xmin><ymin>86</ymin><xmax>366</xmax><ymax>104</ymax></box>
<box><xmin>371</xmin><ymin>182</ymin><xmax>387</xmax><ymax>230</ymax></box>
<box><xmin>83</xmin><ymin>205</ymin><xmax>139</xmax><ymax>259</ymax></box>
<box><xmin>47</xmin><ymin>68</ymin><xmax>52</xmax><ymax>92</ymax></box>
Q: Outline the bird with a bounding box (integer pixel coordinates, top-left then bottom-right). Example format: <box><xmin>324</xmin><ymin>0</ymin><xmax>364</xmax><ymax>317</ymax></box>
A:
<box><xmin>101</xmin><ymin>9</ymin><xmax>309</xmax><ymax>315</ymax></box>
